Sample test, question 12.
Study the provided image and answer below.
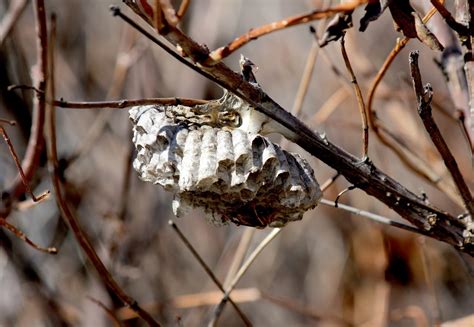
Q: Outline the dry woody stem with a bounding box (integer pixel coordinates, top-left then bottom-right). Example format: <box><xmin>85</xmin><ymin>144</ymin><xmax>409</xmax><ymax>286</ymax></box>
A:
<box><xmin>207</xmin><ymin>0</ymin><xmax>367</xmax><ymax>62</ymax></box>
<box><xmin>340</xmin><ymin>35</ymin><xmax>369</xmax><ymax>158</ymax></box>
<box><xmin>409</xmin><ymin>51</ymin><xmax>474</xmax><ymax>218</ymax></box>
<box><xmin>0</xmin><ymin>217</ymin><xmax>57</xmax><ymax>254</ymax></box>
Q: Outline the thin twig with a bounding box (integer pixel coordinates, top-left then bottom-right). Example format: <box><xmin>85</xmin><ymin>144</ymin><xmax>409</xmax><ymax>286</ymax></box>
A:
<box><xmin>366</xmin><ymin>37</ymin><xmax>409</xmax><ymax>131</ymax></box>
<box><xmin>409</xmin><ymin>51</ymin><xmax>474</xmax><ymax>218</ymax></box>
<box><xmin>320</xmin><ymin>172</ymin><xmax>341</xmax><ymax>193</ymax></box>
<box><xmin>45</xmin><ymin>10</ymin><xmax>160</xmax><ymax>327</ymax></box>
<box><xmin>8</xmin><ymin>85</ymin><xmax>208</xmax><ymax>108</ymax></box>
<box><xmin>153</xmin><ymin>0</ymin><xmax>164</xmax><ymax>32</ymax></box>
<box><xmin>430</xmin><ymin>0</ymin><xmax>469</xmax><ymax>37</ymax></box>
<box><xmin>334</xmin><ymin>185</ymin><xmax>357</xmax><ymax>208</ymax></box>
<box><xmin>206</xmin><ymin>0</ymin><xmax>367</xmax><ymax>63</ymax></box>
<box><xmin>319</xmin><ymin>199</ymin><xmax>432</xmax><ymax>237</ymax></box>
<box><xmin>176</xmin><ymin>0</ymin><xmax>191</xmax><ymax>20</ymax></box>
<box><xmin>168</xmin><ymin>221</ymin><xmax>252</xmax><ymax>326</ymax></box>
<box><xmin>0</xmin><ymin>217</ymin><xmax>57</xmax><ymax>254</ymax></box>
<box><xmin>311</xmin><ymin>87</ymin><xmax>349</xmax><ymax>125</ymax></box>
<box><xmin>52</xmin><ymin>97</ymin><xmax>208</xmax><ymax>108</ymax></box>
<box><xmin>260</xmin><ymin>291</ymin><xmax>351</xmax><ymax>326</ymax></box>
<box><xmin>223</xmin><ymin>228</ymin><xmax>255</xmax><ymax>289</ymax></box>
<box><xmin>291</xmin><ymin>41</ymin><xmax>319</xmax><ymax>117</ymax></box>
<box><xmin>118</xmin><ymin>143</ymin><xmax>134</xmax><ymax>221</ymax></box>
<box><xmin>0</xmin><ymin>0</ymin><xmax>28</xmax><ymax>47</ymax></box>
<box><xmin>87</xmin><ymin>296</ymin><xmax>123</xmax><ymax>327</ymax></box>
<box><xmin>417</xmin><ymin>239</ymin><xmax>442</xmax><ymax>324</ymax></box>
<box><xmin>210</xmin><ymin>228</ymin><xmax>281</xmax><ymax>325</ymax></box>
<box><xmin>115</xmin><ymin>288</ymin><xmax>261</xmax><ymax>320</ymax></box>
<box><xmin>0</xmin><ymin>125</ymin><xmax>50</xmax><ymax>202</ymax></box>
<box><xmin>340</xmin><ymin>34</ymin><xmax>369</xmax><ymax>158</ymax></box>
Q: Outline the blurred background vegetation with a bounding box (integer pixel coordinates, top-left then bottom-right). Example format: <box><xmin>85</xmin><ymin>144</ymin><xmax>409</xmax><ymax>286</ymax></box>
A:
<box><xmin>0</xmin><ymin>0</ymin><xmax>473</xmax><ymax>325</ymax></box>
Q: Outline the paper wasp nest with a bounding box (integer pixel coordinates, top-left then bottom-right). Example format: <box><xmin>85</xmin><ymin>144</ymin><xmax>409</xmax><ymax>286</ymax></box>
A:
<box><xmin>129</xmin><ymin>91</ymin><xmax>321</xmax><ymax>227</ymax></box>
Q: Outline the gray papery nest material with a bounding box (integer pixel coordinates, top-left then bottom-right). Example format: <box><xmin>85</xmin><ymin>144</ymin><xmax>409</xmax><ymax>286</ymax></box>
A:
<box><xmin>130</xmin><ymin>91</ymin><xmax>321</xmax><ymax>227</ymax></box>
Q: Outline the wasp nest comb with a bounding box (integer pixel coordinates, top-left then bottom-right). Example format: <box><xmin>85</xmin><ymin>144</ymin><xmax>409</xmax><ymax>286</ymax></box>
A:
<box><xmin>129</xmin><ymin>91</ymin><xmax>321</xmax><ymax>227</ymax></box>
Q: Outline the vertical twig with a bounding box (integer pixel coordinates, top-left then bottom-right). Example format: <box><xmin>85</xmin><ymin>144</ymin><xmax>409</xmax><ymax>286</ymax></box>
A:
<box><xmin>409</xmin><ymin>51</ymin><xmax>474</xmax><ymax>218</ymax></box>
<box><xmin>176</xmin><ymin>0</ymin><xmax>191</xmax><ymax>20</ymax></box>
<box><xmin>340</xmin><ymin>34</ymin><xmax>369</xmax><ymax>158</ymax></box>
<box><xmin>223</xmin><ymin>229</ymin><xmax>255</xmax><ymax>289</ymax></box>
<box><xmin>454</xmin><ymin>0</ymin><xmax>474</xmax><ymax>146</ymax></box>
<box><xmin>418</xmin><ymin>239</ymin><xmax>442</xmax><ymax>324</ymax></box>
<box><xmin>45</xmin><ymin>8</ymin><xmax>160</xmax><ymax>327</ymax></box>
<box><xmin>291</xmin><ymin>40</ymin><xmax>319</xmax><ymax>117</ymax></box>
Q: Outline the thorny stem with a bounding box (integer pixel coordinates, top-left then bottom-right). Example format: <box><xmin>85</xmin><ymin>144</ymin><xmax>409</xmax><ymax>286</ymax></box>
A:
<box><xmin>115</xmin><ymin>4</ymin><xmax>474</xmax><ymax>255</ymax></box>
<box><xmin>340</xmin><ymin>34</ymin><xmax>369</xmax><ymax>158</ymax></box>
<box><xmin>46</xmin><ymin>9</ymin><xmax>160</xmax><ymax>327</ymax></box>
<box><xmin>410</xmin><ymin>51</ymin><xmax>474</xmax><ymax>218</ymax></box>
<box><xmin>168</xmin><ymin>221</ymin><xmax>252</xmax><ymax>326</ymax></box>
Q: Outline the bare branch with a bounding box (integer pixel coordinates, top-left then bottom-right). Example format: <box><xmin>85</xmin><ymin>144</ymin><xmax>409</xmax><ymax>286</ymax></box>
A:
<box><xmin>320</xmin><ymin>199</ymin><xmax>432</xmax><ymax>237</ymax></box>
<box><xmin>0</xmin><ymin>217</ymin><xmax>57</xmax><ymax>254</ymax></box>
<box><xmin>9</xmin><ymin>85</ymin><xmax>208</xmax><ymax>108</ymax></box>
<box><xmin>206</xmin><ymin>0</ymin><xmax>368</xmax><ymax>63</ymax></box>
<box><xmin>430</xmin><ymin>0</ymin><xmax>469</xmax><ymax>37</ymax></box>
<box><xmin>0</xmin><ymin>124</ymin><xmax>50</xmax><ymax>203</ymax></box>
<box><xmin>409</xmin><ymin>51</ymin><xmax>474</xmax><ymax>218</ymax></box>
<box><xmin>176</xmin><ymin>0</ymin><xmax>191</xmax><ymax>20</ymax></box>
<box><xmin>340</xmin><ymin>34</ymin><xmax>369</xmax><ymax>158</ymax></box>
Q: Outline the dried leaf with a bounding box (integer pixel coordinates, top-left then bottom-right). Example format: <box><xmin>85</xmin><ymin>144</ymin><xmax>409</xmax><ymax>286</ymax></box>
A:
<box><xmin>359</xmin><ymin>0</ymin><xmax>390</xmax><ymax>32</ymax></box>
<box><xmin>319</xmin><ymin>13</ymin><xmax>353</xmax><ymax>47</ymax></box>
<box><xmin>388</xmin><ymin>0</ymin><xmax>417</xmax><ymax>38</ymax></box>
<box><xmin>413</xmin><ymin>12</ymin><xmax>444</xmax><ymax>51</ymax></box>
